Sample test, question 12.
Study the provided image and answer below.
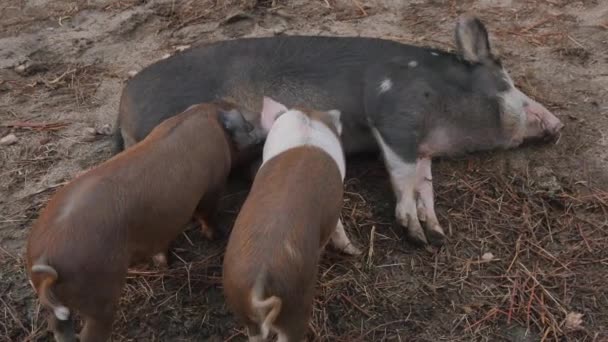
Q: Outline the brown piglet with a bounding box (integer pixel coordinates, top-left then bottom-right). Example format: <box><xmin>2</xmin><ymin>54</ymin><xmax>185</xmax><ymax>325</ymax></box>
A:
<box><xmin>26</xmin><ymin>100</ymin><xmax>264</xmax><ymax>342</ymax></box>
<box><xmin>223</xmin><ymin>97</ymin><xmax>361</xmax><ymax>342</ymax></box>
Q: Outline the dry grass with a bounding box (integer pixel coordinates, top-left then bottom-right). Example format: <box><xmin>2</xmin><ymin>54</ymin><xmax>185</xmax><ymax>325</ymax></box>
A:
<box><xmin>152</xmin><ymin>0</ymin><xmax>264</xmax><ymax>29</ymax></box>
<box><xmin>2</xmin><ymin>63</ymin><xmax>104</xmax><ymax>111</ymax></box>
<box><xmin>1</xmin><ymin>0</ymin><xmax>607</xmax><ymax>341</ymax></box>
<box><xmin>2</xmin><ymin>155</ymin><xmax>607</xmax><ymax>341</ymax></box>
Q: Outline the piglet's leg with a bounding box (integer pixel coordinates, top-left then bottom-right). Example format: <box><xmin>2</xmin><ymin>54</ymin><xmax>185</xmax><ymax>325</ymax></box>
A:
<box><xmin>415</xmin><ymin>157</ymin><xmax>446</xmax><ymax>246</ymax></box>
<box><xmin>330</xmin><ymin>220</ymin><xmax>362</xmax><ymax>255</ymax></box>
<box><xmin>246</xmin><ymin>324</ymin><xmax>264</xmax><ymax>342</ymax></box>
<box><xmin>195</xmin><ymin>213</ymin><xmax>216</xmax><ymax>241</ymax></box>
<box><xmin>48</xmin><ymin>313</ymin><xmax>77</xmax><ymax>342</ymax></box>
<box><xmin>79</xmin><ymin>312</ymin><xmax>114</xmax><ymax>342</ymax></box>
<box><xmin>195</xmin><ymin>190</ymin><xmax>222</xmax><ymax>240</ymax></box>
<box><xmin>372</xmin><ymin>130</ymin><xmax>428</xmax><ymax>245</ymax></box>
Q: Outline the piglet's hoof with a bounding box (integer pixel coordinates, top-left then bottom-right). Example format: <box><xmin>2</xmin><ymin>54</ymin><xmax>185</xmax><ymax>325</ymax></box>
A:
<box><xmin>152</xmin><ymin>252</ymin><xmax>169</xmax><ymax>269</ymax></box>
<box><xmin>342</xmin><ymin>243</ymin><xmax>363</xmax><ymax>256</ymax></box>
<box><xmin>198</xmin><ymin>219</ymin><xmax>217</xmax><ymax>241</ymax></box>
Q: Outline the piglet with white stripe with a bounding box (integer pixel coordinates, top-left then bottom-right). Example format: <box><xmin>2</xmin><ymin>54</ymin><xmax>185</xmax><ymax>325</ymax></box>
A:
<box><xmin>223</xmin><ymin>97</ymin><xmax>361</xmax><ymax>342</ymax></box>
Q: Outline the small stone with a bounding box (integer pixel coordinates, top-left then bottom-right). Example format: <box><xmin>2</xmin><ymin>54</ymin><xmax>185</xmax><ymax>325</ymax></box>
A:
<box><xmin>481</xmin><ymin>252</ymin><xmax>494</xmax><ymax>261</ymax></box>
<box><xmin>175</xmin><ymin>45</ymin><xmax>191</xmax><ymax>52</ymax></box>
<box><xmin>82</xmin><ymin>127</ymin><xmax>97</xmax><ymax>141</ymax></box>
<box><xmin>15</xmin><ymin>64</ymin><xmax>26</xmax><ymax>74</ymax></box>
<box><xmin>127</xmin><ymin>70</ymin><xmax>138</xmax><ymax>78</ymax></box>
<box><xmin>532</xmin><ymin>166</ymin><xmax>562</xmax><ymax>193</ymax></box>
<box><xmin>0</xmin><ymin>134</ymin><xmax>17</xmax><ymax>146</ymax></box>
<box><xmin>160</xmin><ymin>53</ymin><xmax>172</xmax><ymax>60</ymax></box>
<box><xmin>96</xmin><ymin>124</ymin><xmax>112</xmax><ymax>136</ymax></box>
<box><xmin>564</xmin><ymin>312</ymin><xmax>584</xmax><ymax>331</ymax></box>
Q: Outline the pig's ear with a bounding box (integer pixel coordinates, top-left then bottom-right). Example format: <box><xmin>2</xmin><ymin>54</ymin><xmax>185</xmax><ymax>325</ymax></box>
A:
<box><xmin>326</xmin><ymin>109</ymin><xmax>343</xmax><ymax>136</ymax></box>
<box><xmin>455</xmin><ymin>15</ymin><xmax>492</xmax><ymax>63</ymax></box>
<box><xmin>261</xmin><ymin>96</ymin><xmax>288</xmax><ymax>132</ymax></box>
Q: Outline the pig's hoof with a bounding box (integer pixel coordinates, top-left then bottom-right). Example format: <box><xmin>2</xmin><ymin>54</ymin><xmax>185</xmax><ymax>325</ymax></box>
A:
<box><xmin>152</xmin><ymin>253</ymin><xmax>169</xmax><ymax>269</ymax></box>
<box><xmin>342</xmin><ymin>243</ymin><xmax>363</xmax><ymax>256</ymax></box>
<box><xmin>201</xmin><ymin>228</ymin><xmax>215</xmax><ymax>240</ymax></box>
<box><xmin>404</xmin><ymin>225</ymin><xmax>428</xmax><ymax>246</ymax></box>
<box><xmin>199</xmin><ymin>221</ymin><xmax>216</xmax><ymax>241</ymax></box>
<box><xmin>425</xmin><ymin>228</ymin><xmax>446</xmax><ymax>247</ymax></box>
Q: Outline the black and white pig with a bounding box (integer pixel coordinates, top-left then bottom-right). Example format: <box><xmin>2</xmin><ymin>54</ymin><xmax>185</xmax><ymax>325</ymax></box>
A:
<box><xmin>116</xmin><ymin>15</ymin><xmax>563</xmax><ymax>246</ymax></box>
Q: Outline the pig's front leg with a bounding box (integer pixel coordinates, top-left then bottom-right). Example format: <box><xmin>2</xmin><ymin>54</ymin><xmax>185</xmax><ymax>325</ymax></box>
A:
<box><xmin>330</xmin><ymin>220</ymin><xmax>362</xmax><ymax>255</ymax></box>
<box><xmin>415</xmin><ymin>157</ymin><xmax>446</xmax><ymax>246</ymax></box>
<box><xmin>371</xmin><ymin>129</ymin><xmax>428</xmax><ymax>245</ymax></box>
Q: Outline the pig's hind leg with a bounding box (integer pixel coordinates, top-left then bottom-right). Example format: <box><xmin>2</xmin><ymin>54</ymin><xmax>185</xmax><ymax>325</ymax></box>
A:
<box><xmin>371</xmin><ymin>129</ymin><xmax>428</xmax><ymax>245</ymax></box>
<box><xmin>79</xmin><ymin>297</ymin><xmax>119</xmax><ymax>342</ymax></box>
<box><xmin>47</xmin><ymin>312</ymin><xmax>77</xmax><ymax>342</ymax></box>
<box><xmin>330</xmin><ymin>220</ymin><xmax>362</xmax><ymax>255</ymax></box>
<box><xmin>415</xmin><ymin>157</ymin><xmax>446</xmax><ymax>246</ymax></box>
<box><xmin>79</xmin><ymin>314</ymin><xmax>114</xmax><ymax>342</ymax></box>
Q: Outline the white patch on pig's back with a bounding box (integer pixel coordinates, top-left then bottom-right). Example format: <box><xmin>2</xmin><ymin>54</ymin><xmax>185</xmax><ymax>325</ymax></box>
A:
<box><xmin>378</xmin><ymin>78</ymin><xmax>392</xmax><ymax>93</ymax></box>
<box><xmin>262</xmin><ymin>110</ymin><xmax>346</xmax><ymax>180</ymax></box>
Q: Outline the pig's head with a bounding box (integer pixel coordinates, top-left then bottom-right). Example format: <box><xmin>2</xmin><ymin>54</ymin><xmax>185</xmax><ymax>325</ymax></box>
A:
<box><xmin>218</xmin><ymin>105</ymin><xmax>266</xmax><ymax>150</ymax></box>
<box><xmin>453</xmin><ymin>15</ymin><xmax>563</xmax><ymax>147</ymax></box>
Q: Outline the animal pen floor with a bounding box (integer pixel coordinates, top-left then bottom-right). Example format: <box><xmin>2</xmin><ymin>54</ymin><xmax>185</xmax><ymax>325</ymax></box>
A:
<box><xmin>1</xmin><ymin>0</ymin><xmax>607</xmax><ymax>341</ymax></box>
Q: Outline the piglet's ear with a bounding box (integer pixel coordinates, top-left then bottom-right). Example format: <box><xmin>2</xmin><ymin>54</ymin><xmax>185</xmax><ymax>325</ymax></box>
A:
<box><xmin>218</xmin><ymin>109</ymin><xmax>246</xmax><ymax>132</ymax></box>
<box><xmin>219</xmin><ymin>108</ymin><xmax>265</xmax><ymax>150</ymax></box>
<box><xmin>326</xmin><ymin>109</ymin><xmax>343</xmax><ymax>136</ymax></box>
<box><xmin>261</xmin><ymin>96</ymin><xmax>288</xmax><ymax>132</ymax></box>
<box><xmin>455</xmin><ymin>15</ymin><xmax>492</xmax><ymax>63</ymax></box>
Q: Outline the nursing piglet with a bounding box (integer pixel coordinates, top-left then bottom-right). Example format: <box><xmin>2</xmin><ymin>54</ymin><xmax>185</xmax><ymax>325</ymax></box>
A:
<box><xmin>223</xmin><ymin>97</ymin><xmax>361</xmax><ymax>342</ymax></box>
<box><xmin>26</xmin><ymin>100</ymin><xmax>263</xmax><ymax>342</ymax></box>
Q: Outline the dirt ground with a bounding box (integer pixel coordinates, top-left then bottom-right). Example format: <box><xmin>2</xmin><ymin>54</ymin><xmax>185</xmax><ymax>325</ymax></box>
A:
<box><xmin>1</xmin><ymin>0</ymin><xmax>607</xmax><ymax>341</ymax></box>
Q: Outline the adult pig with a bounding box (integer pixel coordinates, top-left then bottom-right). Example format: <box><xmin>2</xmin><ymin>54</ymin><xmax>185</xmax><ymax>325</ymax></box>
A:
<box><xmin>116</xmin><ymin>15</ymin><xmax>563</xmax><ymax>246</ymax></box>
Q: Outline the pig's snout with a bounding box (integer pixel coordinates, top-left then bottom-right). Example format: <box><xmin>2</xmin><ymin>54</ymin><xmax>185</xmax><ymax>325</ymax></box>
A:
<box><xmin>523</xmin><ymin>100</ymin><xmax>563</xmax><ymax>140</ymax></box>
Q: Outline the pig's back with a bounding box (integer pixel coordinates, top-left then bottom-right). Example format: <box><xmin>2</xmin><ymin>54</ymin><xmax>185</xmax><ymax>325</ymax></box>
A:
<box><xmin>223</xmin><ymin>146</ymin><xmax>343</xmax><ymax>320</ymax></box>
<box><xmin>119</xmin><ymin>36</ymin><xmax>418</xmax><ymax>152</ymax></box>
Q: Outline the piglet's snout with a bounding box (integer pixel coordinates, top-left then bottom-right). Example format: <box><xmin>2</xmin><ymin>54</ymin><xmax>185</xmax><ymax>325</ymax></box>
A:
<box><xmin>524</xmin><ymin>99</ymin><xmax>563</xmax><ymax>138</ymax></box>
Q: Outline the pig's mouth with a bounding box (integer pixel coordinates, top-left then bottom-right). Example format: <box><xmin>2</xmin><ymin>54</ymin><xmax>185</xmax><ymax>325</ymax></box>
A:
<box><xmin>523</xmin><ymin>106</ymin><xmax>564</xmax><ymax>143</ymax></box>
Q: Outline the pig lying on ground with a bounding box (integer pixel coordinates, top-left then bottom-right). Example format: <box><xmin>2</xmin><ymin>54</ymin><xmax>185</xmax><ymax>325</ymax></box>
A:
<box><xmin>26</xmin><ymin>100</ymin><xmax>264</xmax><ymax>342</ymax></box>
<box><xmin>223</xmin><ymin>98</ymin><xmax>361</xmax><ymax>342</ymax></box>
<box><xmin>116</xmin><ymin>15</ymin><xmax>563</xmax><ymax>246</ymax></box>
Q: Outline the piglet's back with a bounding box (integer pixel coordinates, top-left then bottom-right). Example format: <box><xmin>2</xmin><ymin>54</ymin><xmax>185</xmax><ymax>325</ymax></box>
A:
<box><xmin>223</xmin><ymin>145</ymin><xmax>342</xmax><ymax>318</ymax></box>
<box><xmin>27</xmin><ymin>104</ymin><xmax>232</xmax><ymax>273</ymax></box>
